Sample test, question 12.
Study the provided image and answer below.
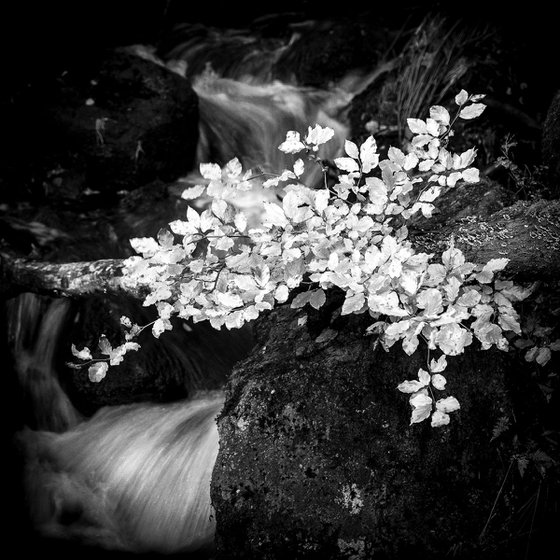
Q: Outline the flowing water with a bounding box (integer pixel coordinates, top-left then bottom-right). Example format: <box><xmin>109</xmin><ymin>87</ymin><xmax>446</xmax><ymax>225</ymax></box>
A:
<box><xmin>6</xmin><ymin>17</ymin><xmax>382</xmax><ymax>557</ymax></box>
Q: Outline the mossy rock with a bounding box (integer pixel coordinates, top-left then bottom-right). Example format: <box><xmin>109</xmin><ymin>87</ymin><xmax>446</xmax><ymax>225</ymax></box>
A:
<box><xmin>212</xmin><ymin>303</ymin><xmax>516</xmax><ymax>559</ymax></box>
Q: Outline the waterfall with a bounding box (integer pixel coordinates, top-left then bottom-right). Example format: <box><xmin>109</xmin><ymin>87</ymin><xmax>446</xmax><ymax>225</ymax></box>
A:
<box><xmin>7</xmin><ymin>18</ymin><xmax>364</xmax><ymax>557</ymax></box>
<box><xmin>19</xmin><ymin>391</ymin><xmax>223</xmax><ymax>555</ymax></box>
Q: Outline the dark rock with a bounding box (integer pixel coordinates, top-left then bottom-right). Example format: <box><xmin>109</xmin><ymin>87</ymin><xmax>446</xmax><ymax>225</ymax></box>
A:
<box><xmin>274</xmin><ymin>20</ymin><xmax>388</xmax><ymax>88</ymax></box>
<box><xmin>542</xmin><ymin>90</ymin><xmax>560</xmax><ymax>185</ymax></box>
<box><xmin>212</xmin><ymin>303</ymin><xmax>515</xmax><ymax>559</ymax></box>
<box><xmin>1</xmin><ymin>48</ymin><xmax>198</xmax><ymax>203</ymax></box>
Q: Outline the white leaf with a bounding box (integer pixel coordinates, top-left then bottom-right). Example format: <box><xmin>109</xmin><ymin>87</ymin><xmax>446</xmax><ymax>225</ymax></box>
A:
<box><xmin>431</xmin><ymin>374</ymin><xmax>447</xmax><ymax>391</ymax></box>
<box><xmin>263</xmin><ymin>202</ymin><xmax>289</xmax><ymax>227</ymax></box>
<box><xmin>461</xmin><ymin>168</ymin><xmax>480</xmax><ymax>183</ymax></box>
<box><xmin>419</xmin><ymin>159</ymin><xmax>435</xmax><ymax>172</ymax></box>
<box><xmin>419</xmin><ymin>185</ymin><xmax>441</xmax><ymax>203</ymax></box>
<box><xmin>130</xmin><ymin>236</ymin><xmax>159</xmax><ymax>256</ymax></box>
<box><xmin>88</xmin><ymin>361</ymin><xmax>109</xmax><ymax>383</ymax></box>
<box><xmin>342</xmin><ymin>292</ymin><xmax>366</xmax><ymax>315</ymax></box>
<box><xmin>397</xmin><ymin>380</ymin><xmax>426</xmax><ymax>393</ymax></box>
<box><xmin>436</xmin><ymin>396</ymin><xmax>460</xmax><ymax>413</ymax></box>
<box><xmin>314</xmin><ymin>189</ymin><xmax>330</xmax><ymax>214</ymax></box>
<box><xmin>430</xmin><ymin>410</ymin><xmax>450</xmax><ymax>427</ymax></box>
<box><xmin>200</xmin><ymin>162</ymin><xmax>222</xmax><ymax>181</ymax></box>
<box><xmin>418</xmin><ymin>368</ymin><xmax>431</xmax><ymax>385</ymax></box>
<box><xmin>305</xmin><ymin>124</ymin><xmax>334</xmax><ymax>147</ymax></box>
<box><xmin>345</xmin><ymin>139</ymin><xmax>359</xmax><ymax>159</ymax></box>
<box><xmin>293</xmin><ymin>158</ymin><xmax>305</xmax><ymax>177</ymax></box>
<box><xmin>430</xmin><ymin>355</ymin><xmax>448</xmax><ymax>373</ymax></box>
<box><xmin>407</xmin><ymin>118</ymin><xmax>428</xmax><ymax>134</ymax></box>
<box><xmin>410</xmin><ymin>392</ymin><xmax>433</xmax><ymax>424</ymax></box>
<box><xmin>234</xmin><ymin>212</ymin><xmax>248</xmax><ymax>233</ymax></box>
<box><xmin>275</xmin><ymin>284</ymin><xmax>290</xmax><ymax>303</ymax></box>
<box><xmin>71</xmin><ymin>344</ymin><xmax>92</xmax><ymax>361</ymax></box>
<box><xmin>455</xmin><ymin>90</ymin><xmax>469</xmax><ymax>106</ymax></box>
<box><xmin>334</xmin><ymin>157</ymin><xmax>360</xmax><ymax>173</ymax></box>
<box><xmin>404</xmin><ymin>153</ymin><xmax>419</xmax><ymax>170</ymax></box>
<box><xmin>459</xmin><ymin>103</ymin><xmax>486</xmax><ymax>120</ymax></box>
<box><xmin>181</xmin><ymin>184</ymin><xmax>206</xmax><ymax>200</ymax></box>
<box><xmin>360</xmin><ymin>136</ymin><xmax>379</xmax><ymax>173</ymax></box>
<box><xmin>279</xmin><ymin>131</ymin><xmax>306</xmax><ymax>154</ymax></box>
<box><xmin>429</xmin><ymin>105</ymin><xmax>450</xmax><ymax>125</ymax></box>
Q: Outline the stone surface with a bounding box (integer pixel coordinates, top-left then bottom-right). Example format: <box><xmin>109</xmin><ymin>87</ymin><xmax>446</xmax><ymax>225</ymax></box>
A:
<box><xmin>1</xmin><ymin>48</ymin><xmax>199</xmax><ymax>202</ymax></box>
<box><xmin>212</xmin><ymin>302</ymin><xmax>515</xmax><ymax>559</ymax></box>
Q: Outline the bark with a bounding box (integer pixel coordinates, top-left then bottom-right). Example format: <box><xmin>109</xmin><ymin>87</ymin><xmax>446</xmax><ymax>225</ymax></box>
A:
<box><xmin>0</xmin><ymin>255</ymin><xmax>137</xmax><ymax>299</ymax></box>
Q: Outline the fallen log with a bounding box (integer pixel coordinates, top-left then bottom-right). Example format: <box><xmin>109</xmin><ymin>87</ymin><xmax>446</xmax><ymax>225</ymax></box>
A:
<box><xmin>1</xmin><ymin>196</ymin><xmax>559</xmax><ymax>300</ymax></box>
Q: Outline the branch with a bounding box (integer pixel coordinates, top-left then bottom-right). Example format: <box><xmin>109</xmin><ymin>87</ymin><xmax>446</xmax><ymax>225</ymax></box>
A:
<box><xmin>0</xmin><ymin>254</ymin><xmax>146</xmax><ymax>300</ymax></box>
<box><xmin>1</xmin><ymin>198</ymin><xmax>559</xmax><ymax>301</ymax></box>
<box><xmin>412</xmin><ymin>199</ymin><xmax>560</xmax><ymax>280</ymax></box>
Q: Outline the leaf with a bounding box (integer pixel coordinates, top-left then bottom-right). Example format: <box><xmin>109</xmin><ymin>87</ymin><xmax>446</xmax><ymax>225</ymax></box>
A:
<box><xmin>71</xmin><ymin>344</ymin><xmax>92</xmax><ymax>361</ymax></box>
<box><xmin>293</xmin><ymin>158</ymin><xmax>305</xmax><ymax>177</ymax></box>
<box><xmin>360</xmin><ymin>136</ymin><xmax>379</xmax><ymax>173</ymax></box>
<box><xmin>342</xmin><ymin>292</ymin><xmax>366</xmax><ymax>315</ymax></box>
<box><xmin>200</xmin><ymin>162</ymin><xmax>221</xmax><ymax>181</ymax></box>
<box><xmin>491</xmin><ymin>416</ymin><xmax>510</xmax><ymax>441</ymax></box>
<box><xmin>419</xmin><ymin>185</ymin><xmax>441</xmax><ymax>203</ymax></box>
<box><xmin>536</xmin><ymin>347</ymin><xmax>552</xmax><ymax>366</ymax></box>
<box><xmin>275</xmin><ymin>284</ymin><xmax>290</xmax><ymax>303</ymax></box>
<box><xmin>305</xmin><ymin>124</ymin><xmax>334</xmax><ymax>147</ymax></box>
<box><xmin>417</xmin><ymin>288</ymin><xmax>443</xmax><ymax>316</ymax></box>
<box><xmin>181</xmin><ymin>184</ymin><xmax>206</xmax><ymax>200</ymax></box>
<box><xmin>430</xmin><ymin>354</ymin><xmax>448</xmax><ymax>373</ymax></box>
<box><xmin>459</xmin><ymin>103</ymin><xmax>486</xmax><ymax>120</ymax></box>
<box><xmin>309</xmin><ymin>289</ymin><xmax>327</xmax><ymax>310</ymax></box>
<box><xmin>88</xmin><ymin>361</ymin><xmax>109</xmax><ymax>383</ymax></box>
<box><xmin>397</xmin><ymin>380</ymin><xmax>426</xmax><ymax>393</ymax></box>
<box><xmin>431</xmin><ymin>374</ymin><xmax>447</xmax><ymax>391</ymax></box>
<box><xmin>98</xmin><ymin>335</ymin><xmax>112</xmax><ymax>356</ymax></box>
<box><xmin>461</xmin><ymin>168</ymin><xmax>480</xmax><ymax>183</ymax></box>
<box><xmin>130</xmin><ymin>236</ymin><xmax>160</xmax><ymax>257</ymax></box>
<box><xmin>345</xmin><ymin>139</ymin><xmax>359</xmax><ymax>159</ymax></box>
<box><xmin>407</xmin><ymin>118</ymin><xmax>428</xmax><ymax>134</ymax></box>
<box><xmin>263</xmin><ymin>202</ymin><xmax>289</xmax><ymax>227</ymax></box>
<box><xmin>409</xmin><ymin>391</ymin><xmax>433</xmax><ymax>424</ymax></box>
<box><xmin>455</xmin><ymin>90</ymin><xmax>469</xmax><ymax>106</ymax></box>
<box><xmin>430</xmin><ymin>410</ymin><xmax>450</xmax><ymax>427</ymax></box>
<box><xmin>418</xmin><ymin>368</ymin><xmax>431</xmax><ymax>385</ymax></box>
<box><xmin>436</xmin><ymin>323</ymin><xmax>473</xmax><ymax>355</ymax></box>
<box><xmin>429</xmin><ymin>105</ymin><xmax>450</xmax><ymax>125</ymax></box>
<box><xmin>436</xmin><ymin>396</ymin><xmax>460</xmax><ymax>413</ymax></box>
<box><xmin>279</xmin><ymin>131</ymin><xmax>306</xmax><ymax>154</ymax></box>
<box><xmin>234</xmin><ymin>211</ymin><xmax>248</xmax><ymax>233</ymax></box>
<box><xmin>334</xmin><ymin>157</ymin><xmax>360</xmax><ymax>173</ymax></box>
<box><xmin>475</xmin><ymin>258</ymin><xmax>509</xmax><ymax>283</ymax></box>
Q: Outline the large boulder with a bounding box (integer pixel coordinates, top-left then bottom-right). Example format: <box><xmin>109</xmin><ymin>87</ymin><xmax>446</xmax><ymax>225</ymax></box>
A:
<box><xmin>211</xmin><ymin>302</ymin><xmax>517</xmax><ymax>559</ymax></box>
<box><xmin>1</xmin><ymin>48</ymin><xmax>199</xmax><ymax>202</ymax></box>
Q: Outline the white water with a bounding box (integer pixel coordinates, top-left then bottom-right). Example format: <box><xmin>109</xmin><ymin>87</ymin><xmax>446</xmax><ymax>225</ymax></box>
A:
<box><xmin>19</xmin><ymin>391</ymin><xmax>223</xmax><ymax>554</ymax></box>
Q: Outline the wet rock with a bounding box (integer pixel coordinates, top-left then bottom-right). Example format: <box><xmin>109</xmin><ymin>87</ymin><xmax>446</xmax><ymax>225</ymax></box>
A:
<box><xmin>1</xmin><ymin>48</ymin><xmax>198</xmax><ymax>202</ymax></box>
<box><xmin>212</xmin><ymin>303</ymin><xmax>515</xmax><ymax>559</ymax></box>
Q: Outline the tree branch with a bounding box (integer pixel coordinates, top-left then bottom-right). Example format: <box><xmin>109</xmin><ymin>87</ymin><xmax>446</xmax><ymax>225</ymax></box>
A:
<box><xmin>1</xmin><ymin>198</ymin><xmax>559</xmax><ymax>301</ymax></box>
